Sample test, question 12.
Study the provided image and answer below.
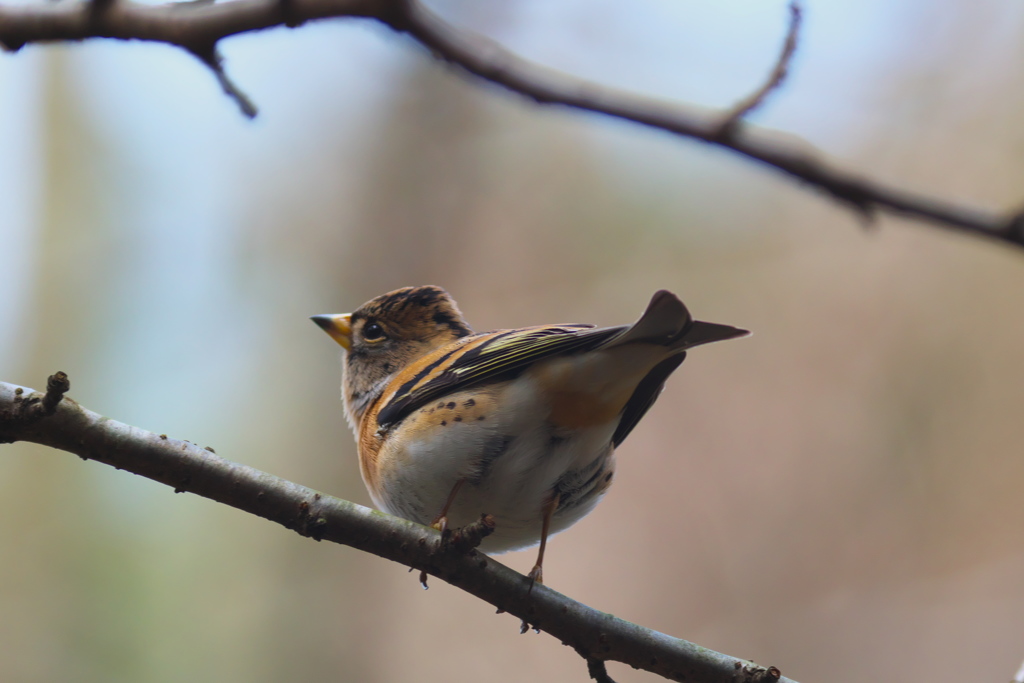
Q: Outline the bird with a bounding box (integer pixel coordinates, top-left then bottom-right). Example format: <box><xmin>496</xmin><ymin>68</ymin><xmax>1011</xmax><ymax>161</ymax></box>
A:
<box><xmin>312</xmin><ymin>285</ymin><xmax>748</xmax><ymax>587</ymax></box>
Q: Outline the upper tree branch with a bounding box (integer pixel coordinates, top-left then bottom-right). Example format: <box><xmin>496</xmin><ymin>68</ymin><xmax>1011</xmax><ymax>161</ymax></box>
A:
<box><xmin>0</xmin><ymin>0</ymin><xmax>1019</xmax><ymax>247</ymax></box>
<box><xmin>0</xmin><ymin>377</ymin><xmax>793</xmax><ymax>683</ymax></box>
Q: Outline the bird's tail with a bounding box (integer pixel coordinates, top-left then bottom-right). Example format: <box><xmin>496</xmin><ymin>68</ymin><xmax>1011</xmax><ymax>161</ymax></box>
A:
<box><xmin>676</xmin><ymin>319</ymin><xmax>750</xmax><ymax>349</ymax></box>
<box><xmin>612</xmin><ymin>289</ymin><xmax>749</xmax><ymax>349</ymax></box>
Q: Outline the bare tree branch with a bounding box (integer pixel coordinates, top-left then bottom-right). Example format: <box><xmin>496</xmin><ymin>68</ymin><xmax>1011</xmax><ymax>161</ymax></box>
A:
<box><xmin>0</xmin><ymin>0</ymin><xmax>382</xmax><ymax>51</ymax></box>
<box><xmin>391</xmin><ymin>0</ymin><xmax>1015</xmax><ymax>245</ymax></box>
<box><xmin>0</xmin><ymin>376</ymin><xmax>794</xmax><ymax>683</ymax></box>
<box><xmin>717</xmin><ymin>1</ymin><xmax>802</xmax><ymax>137</ymax></box>
<box><xmin>0</xmin><ymin>0</ymin><xmax>1019</xmax><ymax>245</ymax></box>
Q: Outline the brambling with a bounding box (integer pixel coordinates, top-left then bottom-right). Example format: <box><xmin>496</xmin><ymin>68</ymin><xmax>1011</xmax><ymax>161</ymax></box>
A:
<box><xmin>312</xmin><ymin>286</ymin><xmax>747</xmax><ymax>586</ymax></box>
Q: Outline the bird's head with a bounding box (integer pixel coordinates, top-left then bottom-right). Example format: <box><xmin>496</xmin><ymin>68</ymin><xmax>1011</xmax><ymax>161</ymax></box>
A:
<box><xmin>312</xmin><ymin>285</ymin><xmax>473</xmax><ymax>423</ymax></box>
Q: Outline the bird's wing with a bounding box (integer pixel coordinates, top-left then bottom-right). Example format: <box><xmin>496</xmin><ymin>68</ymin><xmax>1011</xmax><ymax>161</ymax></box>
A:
<box><xmin>610</xmin><ymin>353</ymin><xmax>685</xmax><ymax>447</ymax></box>
<box><xmin>376</xmin><ymin>323</ymin><xmax>627</xmax><ymax>429</ymax></box>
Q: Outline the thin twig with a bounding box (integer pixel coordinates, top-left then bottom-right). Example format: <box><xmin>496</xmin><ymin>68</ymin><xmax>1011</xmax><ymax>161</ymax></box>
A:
<box><xmin>0</xmin><ymin>377</ymin><xmax>799</xmax><ymax>683</ymax></box>
<box><xmin>188</xmin><ymin>43</ymin><xmax>258</xmax><ymax>118</ymax></box>
<box><xmin>717</xmin><ymin>1</ymin><xmax>802</xmax><ymax>138</ymax></box>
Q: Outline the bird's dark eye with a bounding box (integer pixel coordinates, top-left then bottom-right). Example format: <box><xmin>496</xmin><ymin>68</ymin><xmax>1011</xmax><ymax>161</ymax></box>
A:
<box><xmin>362</xmin><ymin>322</ymin><xmax>386</xmax><ymax>341</ymax></box>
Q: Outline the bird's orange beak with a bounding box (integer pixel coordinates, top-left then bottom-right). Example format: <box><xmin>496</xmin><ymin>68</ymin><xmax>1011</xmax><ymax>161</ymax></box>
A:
<box><xmin>311</xmin><ymin>313</ymin><xmax>352</xmax><ymax>351</ymax></box>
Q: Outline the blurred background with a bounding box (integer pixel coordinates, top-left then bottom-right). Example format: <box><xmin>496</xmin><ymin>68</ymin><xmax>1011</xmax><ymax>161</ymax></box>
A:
<box><xmin>3</xmin><ymin>0</ymin><xmax>1024</xmax><ymax>681</ymax></box>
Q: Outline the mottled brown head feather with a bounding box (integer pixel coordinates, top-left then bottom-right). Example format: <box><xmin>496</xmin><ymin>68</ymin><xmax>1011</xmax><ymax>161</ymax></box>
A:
<box><xmin>343</xmin><ymin>286</ymin><xmax>472</xmax><ymax>424</ymax></box>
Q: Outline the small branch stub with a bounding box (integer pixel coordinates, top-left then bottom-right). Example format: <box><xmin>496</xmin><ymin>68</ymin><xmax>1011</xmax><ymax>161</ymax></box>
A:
<box><xmin>585</xmin><ymin>654</ymin><xmax>618</xmax><ymax>683</ymax></box>
<box><xmin>43</xmin><ymin>371</ymin><xmax>71</xmax><ymax>414</ymax></box>
<box><xmin>0</xmin><ymin>371</ymin><xmax>71</xmax><ymax>443</ymax></box>
<box><xmin>742</xmin><ymin>663</ymin><xmax>783</xmax><ymax>683</ymax></box>
<box><xmin>447</xmin><ymin>513</ymin><xmax>496</xmax><ymax>553</ymax></box>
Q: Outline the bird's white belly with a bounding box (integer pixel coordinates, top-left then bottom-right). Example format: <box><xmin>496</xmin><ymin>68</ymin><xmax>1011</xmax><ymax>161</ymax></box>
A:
<box><xmin>370</xmin><ymin>378</ymin><xmax>617</xmax><ymax>553</ymax></box>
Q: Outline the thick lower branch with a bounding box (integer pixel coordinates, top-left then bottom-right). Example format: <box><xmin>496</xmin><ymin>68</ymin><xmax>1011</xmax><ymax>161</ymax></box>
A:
<box><xmin>0</xmin><ymin>379</ymin><xmax>792</xmax><ymax>683</ymax></box>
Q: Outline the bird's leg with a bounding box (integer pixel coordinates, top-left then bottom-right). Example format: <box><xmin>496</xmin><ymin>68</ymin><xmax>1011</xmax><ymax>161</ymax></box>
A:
<box><xmin>527</xmin><ymin>495</ymin><xmax>558</xmax><ymax>593</ymax></box>
<box><xmin>430</xmin><ymin>477</ymin><xmax>466</xmax><ymax>535</ymax></box>
<box><xmin>420</xmin><ymin>478</ymin><xmax>466</xmax><ymax>590</ymax></box>
<box><xmin>520</xmin><ymin>495</ymin><xmax>558</xmax><ymax>633</ymax></box>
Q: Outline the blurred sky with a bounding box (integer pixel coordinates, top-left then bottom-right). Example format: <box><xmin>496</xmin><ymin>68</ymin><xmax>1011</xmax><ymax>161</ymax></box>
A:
<box><xmin>3</xmin><ymin>1</ymin><xmax>1024</xmax><ymax>682</ymax></box>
